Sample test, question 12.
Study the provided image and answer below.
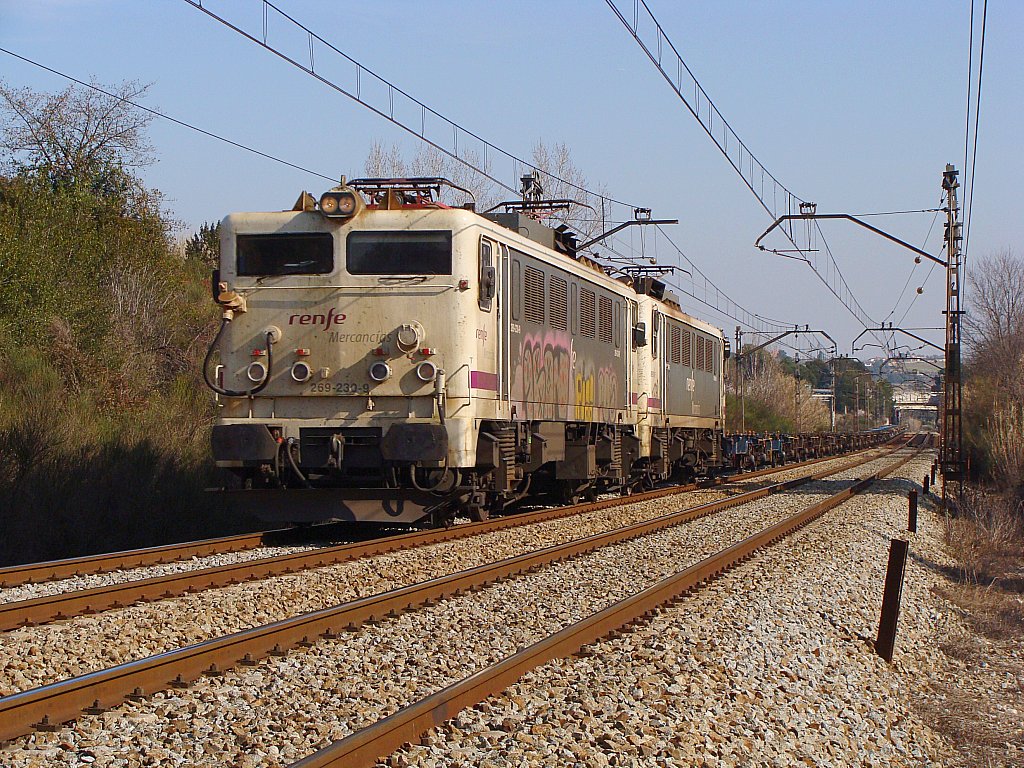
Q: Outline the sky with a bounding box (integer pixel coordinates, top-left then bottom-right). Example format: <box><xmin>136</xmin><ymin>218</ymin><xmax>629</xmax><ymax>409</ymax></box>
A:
<box><xmin>1</xmin><ymin>0</ymin><xmax>1019</xmax><ymax>358</ymax></box>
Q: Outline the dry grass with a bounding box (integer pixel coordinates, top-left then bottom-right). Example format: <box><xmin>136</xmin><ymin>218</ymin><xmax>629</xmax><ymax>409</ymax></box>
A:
<box><xmin>944</xmin><ymin>489</ymin><xmax>1024</xmax><ymax>592</ymax></box>
<box><xmin>919</xmin><ymin>489</ymin><xmax>1024</xmax><ymax>767</ymax></box>
<box><xmin>0</xmin><ymin>350</ymin><xmax>259</xmax><ymax>566</ymax></box>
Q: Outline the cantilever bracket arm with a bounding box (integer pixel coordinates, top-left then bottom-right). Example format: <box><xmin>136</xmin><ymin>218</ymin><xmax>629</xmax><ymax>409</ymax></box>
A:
<box><xmin>738</xmin><ymin>328</ymin><xmax>836</xmax><ymax>360</ymax></box>
<box><xmin>577</xmin><ymin>218</ymin><xmax>678</xmax><ymax>251</ymax></box>
<box><xmin>880</xmin><ymin>356</ymin><xmax>944</xmax><ymax>373</ymax></box>
<box><xmin>755</xmin><ymin>214</ymin><xmax>948</xmax><ymax>268</ymax></box>
<box><xmin>851</xmin><ymin>327</ymin><xmax>943</xmax><ymax>354</ymax></box>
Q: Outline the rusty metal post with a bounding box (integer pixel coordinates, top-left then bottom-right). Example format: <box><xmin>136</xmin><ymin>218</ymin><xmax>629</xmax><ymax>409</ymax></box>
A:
<box><xmin>908</xmin><ymin>490</ymin><xmax>918</xmax><ymax>533</ymax></box>
<box><xmin>876</xmin><ymin>538</ymin><xmax>909</xmax><ymax>663</ymax></box>
<box><xmin>923</xmin><ymin>474</ymin><xmax>930</xmax><ymax>495</ymax></box>
<box><xmin>931</xmin><ymin>463</ymin><xmax>937</xmax><ymax>485</ymax></box>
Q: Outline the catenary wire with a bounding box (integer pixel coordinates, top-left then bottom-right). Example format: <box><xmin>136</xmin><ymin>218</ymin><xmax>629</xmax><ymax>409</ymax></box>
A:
<box><xmin>604</xmin><ymin>0</ymin><xmax>881</xmax><ymax>340</ymax></box>
<box><xmin>181</xmin><ymin>0</ymin><xmax>644</xmax><ymax>223</ymax></box>
<box><xmin>884</xmin><ymin>202</ymin><xmax>942</xmax><ymax>321</ymax></box>
<box><xmin>0</xmin><ymin>46</ymin><xmax>339</xmax><ymax>184</ymax></box>
<box><xmin>963</xmin><ymin>0</ymin><xmax>975</xmax><ymax>193</ymax></box>
<box><xmin>963</xmin><ymin>0</ymin><xmax>987</xmax><ymax>267</ymax></box>
<box><xmin>850</xmin><ymin>208</ymin><xmax>942</xmax><ymax>217</ymax></box>
<box><xmin>186</xmin><ymin>1</ymin><xmax>880</xmax><ymax>351</ymax></box>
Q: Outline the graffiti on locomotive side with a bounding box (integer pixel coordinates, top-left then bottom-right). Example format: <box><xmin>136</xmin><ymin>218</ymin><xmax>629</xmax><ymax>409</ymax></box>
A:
<box><xmin>510</xmin><ymin>331</ymin><xmax>572</xmax><ymax>420</ymax></box>
<box><xmin>509</xmin><ymin>331</ymin><xmax>620</xmax><ymax>421</ymax></box>
<box><xmin>573</xmin><ymin>360</ymin><xmax>619</xmax><ymax>422</ymax></box>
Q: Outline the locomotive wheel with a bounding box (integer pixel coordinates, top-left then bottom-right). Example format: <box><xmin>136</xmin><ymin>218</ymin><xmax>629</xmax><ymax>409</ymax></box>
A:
<box><xmin>467</xmin><ymin>505</ymin><xmax>489</xmax><ymax>523</ymax></box>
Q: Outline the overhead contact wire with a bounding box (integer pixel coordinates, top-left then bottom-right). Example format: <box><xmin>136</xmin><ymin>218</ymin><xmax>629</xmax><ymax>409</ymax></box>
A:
<box><xmin>0</xmin><ymin>46</ymin><xmax>338</xmax><ymax>183</ymax></box>
<box><xmin>181</xmin><ymin>0</ymin><xmax>644</xmax><ymax>219</ymax></box>
<box><xmin>604</xmin><ymin>0</ymin><xmax>881</xmax><ymax>337</ymax></box>
<box><xmin>963</xmin><ymin>0</ymin><xmax>987</xmax><ymax>266</ymax></box>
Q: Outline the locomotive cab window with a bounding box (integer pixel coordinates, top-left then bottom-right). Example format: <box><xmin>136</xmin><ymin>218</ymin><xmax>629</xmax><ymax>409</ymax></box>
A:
<box><xmin>651</xmin><ymin>310</ymin><xmax>660</xmax><ymax>359</ymax></box>
<box><xmin>346</xmin><ymin>230</ymin><xmax>452</xmax><ymax>275</ymax></box>
<box><xmin>236</xmin><ymin>233</ymin><xmax>333</xmax><ymax>276</ymax></box>
<box><xmin>479</xmin><ymin>238</ymin><xmax>495</xmax><ymax>311</ymax></box>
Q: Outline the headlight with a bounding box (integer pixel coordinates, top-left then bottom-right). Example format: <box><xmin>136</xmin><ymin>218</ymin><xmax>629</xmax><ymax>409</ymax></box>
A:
<box><xmin>290</xmin><ymin>361</ymin><xmax>313</xmax><ymax>383</ymax></box>
<box><xmin>319</xmin><ymin>187</ymin><xmax>363</xmax><ymax>218</ymax></box>
<box><xmin>337</xmin><ymin>192</ymin><xmax>358</xmax><ymax>215</ymax></box>
<box><xmin>319</xmin><ymin>194</ymin><xmax>339</xmax><ymax>215</ymax></box>
<box><xmin>416</xmin><ymin>361</ymin><xmax>438</xmax><ymax>382</ymax></box>
<box><xmin>368</xmin><ymin>361</ymin><xmax>391</xmax><ymax>382</ymax></box>
<box><xmin>246</xmin><ymin>361</ymin><xmax>268</xmax><ymax>383</ymax></box>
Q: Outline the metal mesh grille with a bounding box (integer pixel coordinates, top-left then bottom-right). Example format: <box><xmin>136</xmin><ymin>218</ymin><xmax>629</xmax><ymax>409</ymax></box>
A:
<box><xmin>580</xmin><ymin>289</ymin><xmax>596</xmax><ymax>338</ymax></box>
<box><xmin>524</xmin><ymin>266</ymin><xmax>545</xmax><ymax>325</ymax></box>
<box><xmin>681</xmin><ymin>330</ymin><xmax>692</xmax><ymax>367</ymax></box>
<box><xmin>670</xmin><ymin>326</ymin><xmax>681</xmax><ymax>364</ymax></box>
<box><xmin>550</xmin><ymin>276</ymin><xmax>568</xmax><ymax>331</ymax></box>
<box><xmin>695</xmin><ymin>335</ymin><xmax>705</xmax><ymax>372</ymax></box>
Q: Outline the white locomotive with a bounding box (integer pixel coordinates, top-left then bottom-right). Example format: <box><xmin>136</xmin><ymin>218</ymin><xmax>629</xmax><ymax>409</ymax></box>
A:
<box><xmin>205</xmin><ymin>178</ymin><xmax>726</xmax><ymax>525</ymax></box>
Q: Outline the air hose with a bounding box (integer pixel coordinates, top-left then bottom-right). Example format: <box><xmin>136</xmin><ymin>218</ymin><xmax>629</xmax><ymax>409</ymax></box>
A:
<box><xmin>203</xmin><ymin>317</ymin><xmax>275</xmax><ymax>397</ymax></box>
<box><xmin>408</xmin><ymin>458</ymin><xmax>455</xmax><ymax>493</ymax></box>
<box><xmin>284</xmin><ymin>437</ymin><xmax>311</xmax><ymax>487</ymax></box>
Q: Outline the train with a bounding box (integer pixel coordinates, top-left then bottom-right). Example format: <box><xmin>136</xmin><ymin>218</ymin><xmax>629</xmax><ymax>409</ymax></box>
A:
<box><xmin>203</xmin><ymin>177</ymin><xmax>894</xmax><ymax>526</ymax></box>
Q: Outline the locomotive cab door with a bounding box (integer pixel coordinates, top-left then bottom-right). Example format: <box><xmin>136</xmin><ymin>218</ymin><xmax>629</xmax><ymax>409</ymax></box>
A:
<box><xmin>652</xmin><ymin>308</ymin><xmax>665</xmax><ymax>412</ymax></box>
<box><xmin>475</xmin><ymin>236</ymin><xmax>500</xmax><ymax>408</ymax></box>
<box><xmin>500</xmin><ymin>243</ymin><xmax>511</xmax><ymax>406</ymax></box>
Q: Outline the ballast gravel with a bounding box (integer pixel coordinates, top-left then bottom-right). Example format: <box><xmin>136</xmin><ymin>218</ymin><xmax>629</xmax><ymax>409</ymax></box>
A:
<box><xmin>0</xmin><ymin>545</ymin><xmax>326</xmax><ymax>606</ymax></box>
<box><xmin>385</xmin><ymin>453</ymin><xmax>963</xmax><ymax>767</ymax></box>
<box><xmin>0</xmin><ymin>450</ymin><xmax>888</xmax><ymax>697</ymax></box>
<box><xmin>0</xmin><ymin>451</ymin><xmax>913</xmax><ymax>767</ymax></box>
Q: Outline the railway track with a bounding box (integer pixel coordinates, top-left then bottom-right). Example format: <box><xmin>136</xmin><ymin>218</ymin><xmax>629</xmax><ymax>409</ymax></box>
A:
<box><xmin>294</xmin><ymin>444</ymin><xmax>925</xmax><ymax>767</ymax></box>
<box><xmin>0</xmin><ymin>442</ymin><xmax>903</xmax><ymax>631</ymax></box>
<box><xmin>0</xmin><ymin>441</ymin><xmax>920</xmax><ymax>746</ymax></box>
<box><xmin>0</xmin><ymin>531</ymin><xmax>272</xmax><ymax>589</ymax></box>
<box><xmin>0</xmin><ymin>437</ymin><xmax>908</xmax><ymax>593</ymax></box>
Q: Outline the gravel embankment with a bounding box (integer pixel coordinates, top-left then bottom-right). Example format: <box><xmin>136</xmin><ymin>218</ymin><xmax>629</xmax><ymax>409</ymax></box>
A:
<box><xmin>384</xmin><ymin>452</ymin><xmax>963</xmax><ymax>767</ymax></box>
<box><xmin>0</xmin><ymin>451</ymin><xmax>913</xmax><ymax>767</ymax></box>
<box><xmin>0</xmin><ymin>450</ymin><xmax>890</xmax><ymax>697</ymax></box>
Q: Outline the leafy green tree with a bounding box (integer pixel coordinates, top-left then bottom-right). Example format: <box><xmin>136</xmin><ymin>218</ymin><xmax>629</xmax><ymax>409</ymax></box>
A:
<box><xmin>0</xmin><ymin>79</ymin><xmax>238</xmax><ymax>565</ymax></box>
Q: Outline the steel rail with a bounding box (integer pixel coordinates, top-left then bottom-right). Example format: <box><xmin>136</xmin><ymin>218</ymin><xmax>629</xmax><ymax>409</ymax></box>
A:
<box><xmin>0</xmin><ymin>440</ymin><xmax>902</xmax><ymax>631</ymax></box>
<box><xmin>290</xmin><ymin>446</ymin><xmax>923</xmax><ymax>768</ymax></box>
<box><xmin>0</xmin><ymin>443</ymin><xmax>909</xmax><ymax>742</ymax></box>
<box><xmin>0</xmin><ymin>532</ymin><xmax>273</xmax><ymax>589</ymax></box>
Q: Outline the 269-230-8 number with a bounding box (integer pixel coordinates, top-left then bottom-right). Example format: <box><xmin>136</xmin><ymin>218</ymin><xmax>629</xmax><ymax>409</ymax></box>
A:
<box><xmin>308</xmin><ymin>381</ymin><xmax>369</xmax><ymax>394</ymax></box>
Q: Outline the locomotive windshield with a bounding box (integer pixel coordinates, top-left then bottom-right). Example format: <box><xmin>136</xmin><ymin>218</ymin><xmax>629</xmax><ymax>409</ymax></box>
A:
<box><xmin>236</xmin><ymin>233</ymin><xmax>333</xmax><ymax>276</ymax></box>
<box><xmin>346</xmin><ymin>230</ymin><xmax>452</xmax><ymax>275</ymax></box>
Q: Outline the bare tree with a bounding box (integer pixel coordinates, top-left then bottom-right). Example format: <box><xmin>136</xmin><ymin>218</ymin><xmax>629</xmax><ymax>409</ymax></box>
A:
<box><xmin>531</xmin><ymin>140</ymin><xmax>608</xmax><ymax>240</ymax></box>
<box><xmin>963</xmin><ymin>249</ymin><xmax>1024</xmax><ymax>489</ymax></box>
<box><xmin>735</xmin><ymin>349</ymin><xmax>830</xmax><ymax>431</ymax></box>
<box><xmin>0</xmin><ymin>79</ymin><xmax>154</xmax><ymax>186</ymax></box>
<box><xmin>965</xmin><ymin>249</ymin><xmax>1024</xmax><ymax>388</ymax></box>
<box><xmin>363</xmin><ymin>140</ymin><xmax>407</xmax><ymax>178</ymax></box>
<box><xmin>359</xmin><ymin>139</ymin><xmax>610</xmax><ymax>237</ymax></box>
<box><xmin>362</xmin><ymin>140</ymin><xmax>497</xmax><ymax>209</ymax></box>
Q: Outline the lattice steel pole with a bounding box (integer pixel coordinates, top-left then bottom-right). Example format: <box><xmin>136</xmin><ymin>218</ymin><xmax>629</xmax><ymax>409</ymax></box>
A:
<box><xmin>736</xmin><ymin>327</ymin><xmax>745</xmax><ymax>433</ymax></box>
<box><xmin>940</xmin><ymin>165</ymin><xmax>964</xmax><ymax>502</ymax></box>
